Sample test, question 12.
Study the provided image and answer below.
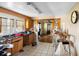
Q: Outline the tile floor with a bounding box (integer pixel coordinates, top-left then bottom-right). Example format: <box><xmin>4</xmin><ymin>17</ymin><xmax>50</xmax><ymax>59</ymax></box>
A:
<box><xmin>14</xmin><ymin>42</ymin><xmax>54</xmax><ymax>56</ymax></box>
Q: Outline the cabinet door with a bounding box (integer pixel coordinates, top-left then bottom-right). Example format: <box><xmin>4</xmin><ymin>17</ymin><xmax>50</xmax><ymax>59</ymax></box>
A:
<box><xmin>12</xmin><ymin>42</ymin><xmax>18</xmax><ymax>55</ymax></box>
<box><xmin>18</xmin><ymin>39</ymin><xmax>23</xmax><ymax>51</ymax></box>
<box><xmin>57</xmin><ymin>19</ymin><xmax>61</xmax><ymax>29</ymax></box>
<box><xmin>23</xmin><ymin>35</ymin><xmax>29</xmax><ymax>46</ymax></box>
<box><xmin>29</xmin><ymin>34</ymin><xmax>33</xmax><ymax>44</ymax></box>
<box><xmin>11</xmin><ymin>37</ymin><xmax>23</xmax><ymax>55</ymax></box>
<box><xmin>52</xmin><ymin>20</ymin><xmax>54</xmax><ymax>29</ymax></box>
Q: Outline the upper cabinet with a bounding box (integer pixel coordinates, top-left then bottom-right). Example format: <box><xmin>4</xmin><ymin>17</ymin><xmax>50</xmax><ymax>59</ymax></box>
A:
<box><xmin>52</xmin><ymin>19</ymin><xmax>54</xmax><ymax>29</ymax></box>
<box><xmin>57</xmin><ymin>18</ymin><xmax>61</xmax><ymax>29</ymax></box>
<box><xmin>52</xmin><ymin>18</ymin><xmax>61</xmax><ymax>30</ymax></box>
<box><xmin>25</xmin><ymin>17</ymin><xmax>34</xmax><ymax>31</ymax></box>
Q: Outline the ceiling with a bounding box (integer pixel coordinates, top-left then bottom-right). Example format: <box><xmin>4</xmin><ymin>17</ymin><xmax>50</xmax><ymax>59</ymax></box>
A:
<box><xmin>32</xmin><ymin>2</ymin><xmax>76</xmax><ymax>17</ymax></box>
<box><xmin>0</xmin><ymin>2</ymin><xmax>76</xmax><ymax>19</ymax></box>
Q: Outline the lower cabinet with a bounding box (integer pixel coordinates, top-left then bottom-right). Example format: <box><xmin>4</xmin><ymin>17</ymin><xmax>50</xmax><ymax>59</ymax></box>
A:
<box><xmin>23</xmin><ymin>33</ymin><xmax>36</xmax><ymax>46</ymax></box>
<box><xmin>17</xmin><ymin>38</ymin><xmax>23</xmax><ymax>51</ymax></box>
<box><xmin>29</xmin><ymin>33</ymin><xmax>36</xmax><ymax>44</ymax></box>
<box><xmin>12</xmin><ymin>41</ymin><xmax>18</xmax><ymax>54</ymax></box>
<box><xmin>11</xmin><ymin>37</ymin><xmax>23</xmax><ymax>55</ymax></box>
<box><xmin>39</xmin><ymin>35</ymin><xmax>52</xmax><ymax>43</ymax></box>
<box><xmin>23</xmin><ymin>35</ymin><xmax>29</xmax><ymax>46</ymax></box>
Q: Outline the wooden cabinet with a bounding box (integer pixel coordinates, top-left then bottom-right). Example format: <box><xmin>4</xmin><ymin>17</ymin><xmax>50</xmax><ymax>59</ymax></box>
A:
<box><xmin>52</xmin><ymin>18</ymin><xmax>61</xmax><ymax>29</ymax></box>
<box><xmin>57</xmin><ymin>18</ymin><xmax>61</xmax><ymax>29</ymax></box>
<box><xmin>12</xmin><ymin>41</ymin><xmax>18</xmax><ymax>54</ymax></box>
<box><xmin>29</xmin><ymin>33</ymin><xmax>34</xmax><ymax>44</ymax></box>
<box><xmin>18</xmin><ymin>38</ymin><xmax>23</xmax><ymax>51</ymax></box>
<box><xmin>25</xmin><ymin>17</ymin><xmax>34</xmax><ymax>31</ymax></box>
<box><xmin>23</xmin><ymin>35</ymin><xmax>29</xmax><ymax>46</ymax></box>
<box><xmin>52</xmin><ymin>20</ymin><xmax>54</xmax><ymax>29</ymax></box>
<box><xmin>39</xmin><ymin>35</ymin><xmax>52</xmax><ymax>43</ymax></box>
<box><xmin>11</xmin><ymin>37</ymin><xmax>23</xmax><ymax>55</ymax></box>
<box><xmin>23</xmin><ymin>33</ymin><xmax>36</xmax><ymax>46</ymax></box>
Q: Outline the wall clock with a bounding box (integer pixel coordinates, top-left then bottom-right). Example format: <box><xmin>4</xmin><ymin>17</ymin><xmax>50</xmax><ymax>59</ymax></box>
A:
<box><xmin>71</xmin><ymin>11</ymin><xmax>78</xmax><ymax>24</ymax></box>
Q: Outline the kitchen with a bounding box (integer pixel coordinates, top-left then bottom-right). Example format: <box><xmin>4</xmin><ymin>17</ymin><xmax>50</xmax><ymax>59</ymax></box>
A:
<box><xmin>0</xmin><ymin>2</ymin><xmax>78</xmax><ymax>56</ymax></box>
